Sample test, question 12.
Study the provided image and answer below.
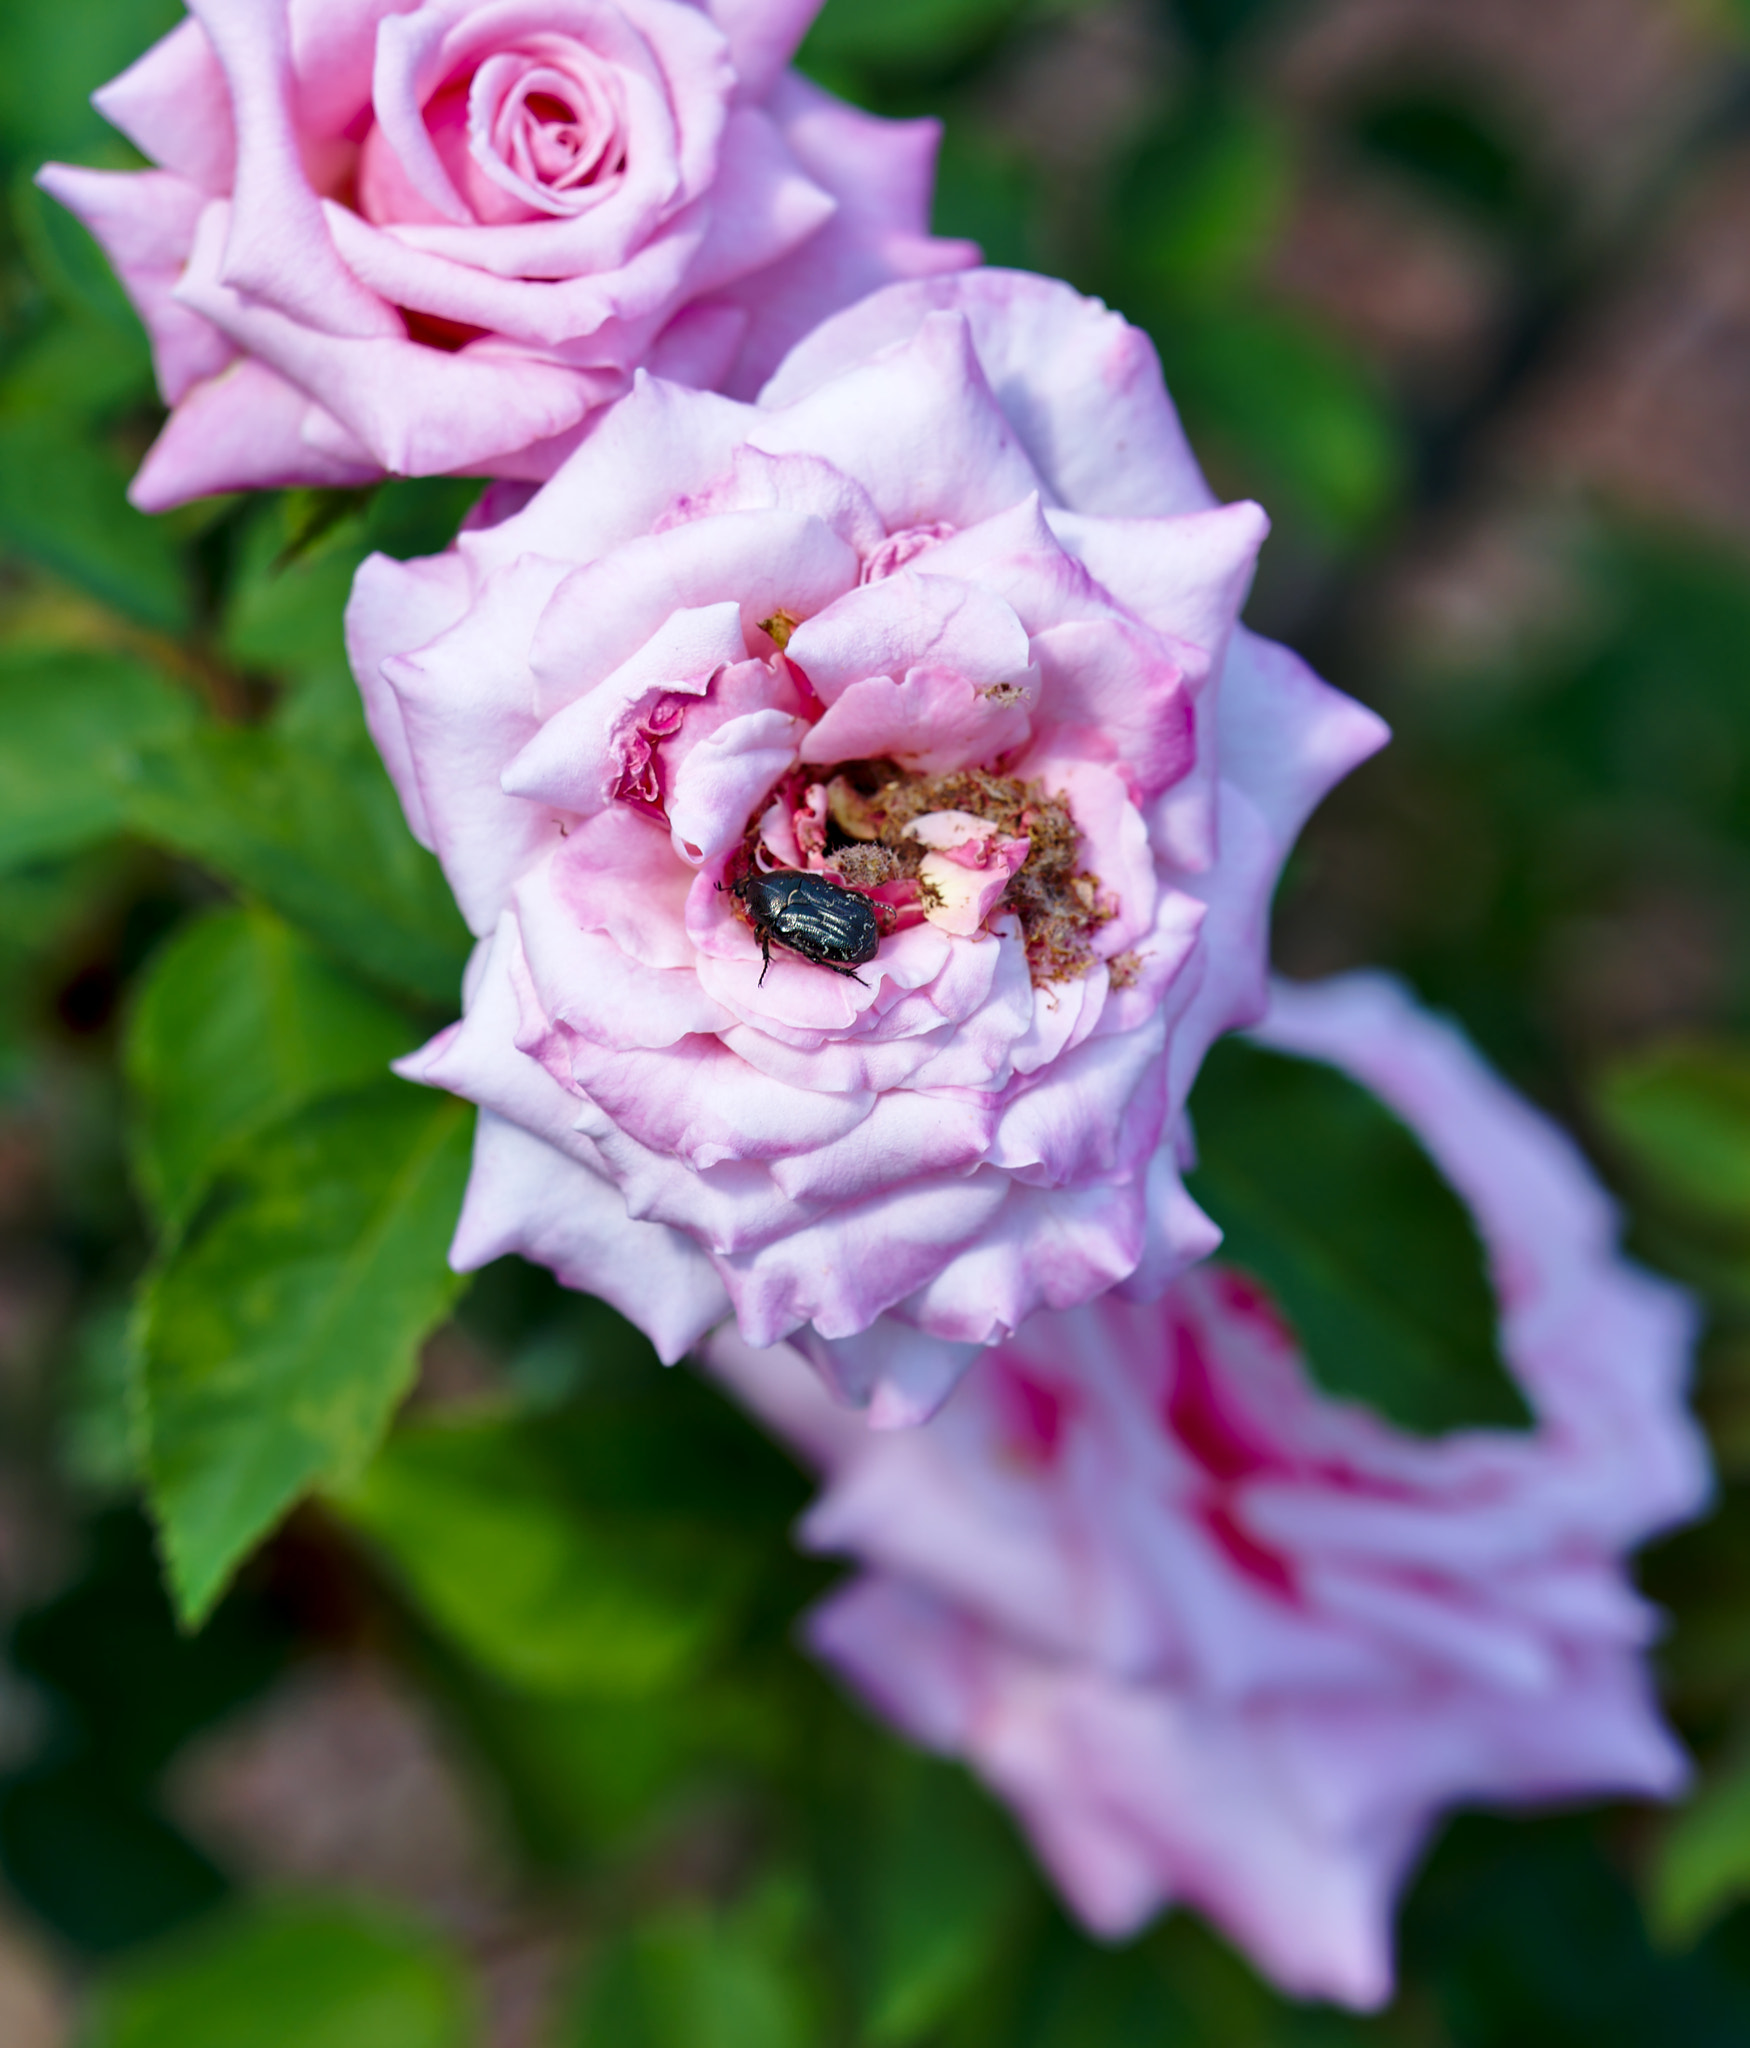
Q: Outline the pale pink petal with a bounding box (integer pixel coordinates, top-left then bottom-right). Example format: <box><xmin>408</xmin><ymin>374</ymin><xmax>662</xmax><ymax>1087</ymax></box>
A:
<box><xmin>787</xmin><ymin>568</ymin><xmax>1032</xmax><ymax>704</ymax></box>
<box><xmin>129</xmin><ymin>357</ymin><xmax>379</xmax><ymax>510</ymax></box>
<box><xmin>93</xmin><ymin>17</ymin><xmax>237</xmax><ymax>191</ymax></box>
<box><xmin>382</xmin><ymin>555</ymin><xmax>570</xmax><ymax>931</ymax></box>
<box><xmin>527</xmin><ymin>510</ymin><xmax>857</xmax><ymax>716</ymax></box>
<box><xmin>762</xmin><ymin>268</ymin><xmax>1214</xmax><ymax>518</ymax></box>
<box><xmin>344</xmin><ymin>547</ymin><xmax>478</xmax><ymax>849</ymax></box>
<box><xmin>450</xmin><ymin>1110</ymin><xmax>728</xmax><ymax>1363</ymax></box>
<box><xmin>749</xmin><ymin>309</ymin><xmax>1049</xmax><ymax>531</ymax></box>
<box><xmin>701</xmin><ymin>0</ymin><xmax>820</xmax><ymax>97</ymax></box>
<box><xmin>718</xmin><ymin>75</ymin><xmax>977</xmax><ymax>398</ymax></box>
<box><xmin>35</xmin><ymin>169</ymin><xmax>233</xmax><ymax>405</ymax></box>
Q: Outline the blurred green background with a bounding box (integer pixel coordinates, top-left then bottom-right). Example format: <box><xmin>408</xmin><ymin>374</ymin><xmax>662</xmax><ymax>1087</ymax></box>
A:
<box><xmin>4</xmin><ymin>0</ymin><xmax>1750</xmax><ymax>2041</ymax></box>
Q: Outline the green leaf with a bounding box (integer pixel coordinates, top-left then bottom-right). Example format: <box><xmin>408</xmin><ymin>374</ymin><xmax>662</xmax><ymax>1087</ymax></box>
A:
<box><xmin>1653</xmin><ymin>1747</ymin><xmax>1750</xmax><ymax>1943</ymax></box>
<box><xmin>800</xmin><ymin>0</ymin><xmax>1024</xmax><ymax>73</ymax></box>
<box><xmin>1116</xmin><ymin>102</ymin><xmax>1291</xmax><ymax>306</ymax></box>
<box><xmin>332</xmin><ymin>1408</ymin><xmax>756</xmax><ymax>1697</ymax></box>
<box><xmin>1595</xmin><ymin>1039</ymin><xmax>1750</xmax><ymax>1235</ymax></box>
<box><xmin>116</xmin><ymin>723</ymin><xmax>472</xmax><ymax>1006</ymax></box>
<box><xmin>567</xmin><ymin>1894</ymin><xmax>814</xmax><ymax>2048</ymax></box>
<box><xmin>0</xmin><ymin>415</ymin><xmax>193</xmax><ymax>631</ymax></box>
<box><xmin>127</xmin><ymin>904</ymin><xmax>417</xmax><ymax>1232</ymax></box>
<box><xmin>86</xmin><ymin>1899</ymin><xmax>476</xmax><ymax>2048</ymax></box>
<box><xmin>0</xmin><ymin>313</ymin><xmax>156</xmax><ymax>423</ymax></box>
<box><xmin>1154</xmin><ymin>309</ymin><xmax>1404</xmax><ymax>541</ymax></box>
<box><xmin>0</xmin><ymin>651</ymin><xmax>192</xmax><ymax>870</ymax></box>
<box><xmin>138</xmin><ymin>1080</ymin><xmax>472</xmax><ymax>1625</ymax></box>
<box><xmin>849</xmin><ymin>1753</ymin><xmax>1028</xmax><ymax>2046</ymax></box>
<box><xmin>1187</xmin><ymin>1035</ymin><xmax>1531</xmax><ymax>1434</ymax></box>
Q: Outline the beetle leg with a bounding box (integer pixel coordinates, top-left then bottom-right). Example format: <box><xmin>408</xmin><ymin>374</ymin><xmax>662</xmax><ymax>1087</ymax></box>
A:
<box><xmin>758</xmin><ymin>933</ymin><xmax>772</xmax><ymax>987</ymax></box>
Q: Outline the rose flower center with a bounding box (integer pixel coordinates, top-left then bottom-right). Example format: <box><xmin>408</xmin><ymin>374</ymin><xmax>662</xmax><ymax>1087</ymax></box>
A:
<box><xmin>738</xmin><ymin>760</ymin><xmax>1115</xmax><ymax>989</ymax></box>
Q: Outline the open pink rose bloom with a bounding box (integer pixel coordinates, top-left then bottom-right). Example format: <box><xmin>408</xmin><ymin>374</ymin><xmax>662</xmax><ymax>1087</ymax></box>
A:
<box><xmin>346</xmin><ymin>271</ymin><xmax>1389</xmax><ymax>1417</ymax></box>
<box><xmin>38</xmin><ymin>0</ymin><xmax>973</xmax><ymax>507</ymax></box>
<box><xmin>709</xmin><ymin>972</ymin><xmax>1710</xmax><ymax>2008</ymax></box>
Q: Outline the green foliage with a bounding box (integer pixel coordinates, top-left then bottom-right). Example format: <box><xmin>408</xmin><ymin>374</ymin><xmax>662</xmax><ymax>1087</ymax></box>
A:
<box><xmin>0</xmin><ymin>649</ymin><xmax>191</xmax><ymax>869</ymax></box>
<box><xmin>1595</xmin><ymin>1040</ymin><xmax>1750</xmax><ymax>1237</ymax></box>
<box><xmin>0</xmin><ymin>414</ymin><xmax>193</xmax><ymax>629</ymax></box>
<box><xmin>1653</xmin><ymin>1746</ymin><xmax>1750</xmax><ymax>1943</ymax></box>
<box><xmin>115</xmin><ymin>721</ymin><xmax>473</xmax><ymax>1005</ymax></box>
<box><xmin>0</xmin><ymin>0</ymin><xmax>181</xmax><ymax>166</ymax></box>
<box><xmin>126</xmin><ymin>904</ymin><xmax>417</xmax><ymax>1231</ymax></box>
<box><xmin>566</xmin><ymin>1889</ymin><xmax>817</xmax><ymax>2048</ymax></box>
<box><xmin>1188</xmin><ymin>1034</ymin><xmax>1531</xmax><ymax>1434</ymax></box>
<box><xmin>0</xmin><ymin>1511</ymin><xmax>286</xmax><ymax>1952</ymax></box>
<box><xmin>334</xmin><ymin>1406</ymin><xmax>758</xmax><ymax>1697</ymax></box>
<box><xmin>1156</xmin><ymin>309</ymin><xmax>1404</xmax><ymax>539</ymax></box>
<box><xmin>136</xmin><ymin>1081</ymin><xmax>473</xmax><ymax>1624</ymax></box>
<box><xmin>86</xmin><ymin>1899</ymin><xmax>478</xmax><ymax>2048</ymax></box>
<box><xmin>800</xmin><ymin>0</ymin><xmax>1026</xmax><ymax>79</ymax></box>
<box><xmin>834</xmin><ymin>1751</ymin><xmax>1029</xmax><ymax>2045</ymax></box>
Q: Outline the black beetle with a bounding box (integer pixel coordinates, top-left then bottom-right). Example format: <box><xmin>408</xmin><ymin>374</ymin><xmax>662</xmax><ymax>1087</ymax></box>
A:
<box><xmin>726</xmin><ymin>869</ymin><xmax>882</xmax><ymax>986</ymax></box>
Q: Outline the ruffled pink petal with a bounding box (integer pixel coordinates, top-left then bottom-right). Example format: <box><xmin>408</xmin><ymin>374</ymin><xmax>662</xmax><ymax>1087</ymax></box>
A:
<box><xmin>762</xmin><ymin>268</ymin><xmax>1214</xmax><ymax>519</ymax></box>
<box><xmin>1047</xmin><ymin>501</ymin><xmax>1267</xmax><ymax>664</ymax></box>
<box><xmin>184</xmin><ymin>0</ymin><xmax>396</xmax><ymax>338</ymax></box>
<box><xmin>749</xmin><ymin>308</ymin><xmax>1048</xmax><ymax>532</ymax></box>
<box><xmin>515</xmin><ymin>847</ymin><xmax>732</xmax><ymax>1049</ymax></box>
<box><xmin>644</xmin><ymin>298</ymin><xmax>749</xmax><ymax>389</ymax></box>
<box><xmin>666</xmin><ymin>706</ymin><xmax>806</xmax><ymax>863</ymax></box>
<box><xmin>381</xmin><ymin>555</ymin><xmax>570</xmax><ymax>932</ymax></box>
<box><xmin>896</xmin><ymin>1177</ymin><xmax>1152</xmax><ymax>1344</ymax></box>
<box><xmin>1219</xmin><ymin>626</ymin><xmax>1391</xmax><ymax>856</ymax></box>
<box><xmin>324</xmin><ymin>197</ymin><xmax>700</xmax><ymax>344</ymax></box>
<box><xmin>1251</xmin><ymin>973</ymin><xmax>1710</xmax><ymax>1542</ymax></box>
<box><xmin>129</xmin><ymin>357</ymin><xmax>379</xmax><ymax>511</ymax></box>
<box><xmin>345</xmin><ymin>547</ymin><xmax>477</xmax><ymax>850</ymax></box>
<box><xmin>547</xmin><ymin>807</ymin><xmax>699</xmax><ymax>971</ymax></box>
<box><xmin>460</xmin><ymin>372</ymin><xmax>755</xmax><ymax>576</ymax></box>
<box><xmin>665</xmin><ymin>444</ymin><xmax>885</xmax><ymax>552</ymax></box>
<box><xmin>702</xmin><ymin>0</ymin><xmax>821</xmax><ymax>97</ymax></box>
<box><xmin>675</xmin><ymin>104</ymin><xmax>836</xmax><ymax>300</ymax></box>
<box><xmin>286</xmin><ymin>0</ymin><xmax>409</xmax><ymax>138</ymax></box>
<box><xmin>789</xmin><ymin>1323</ymin><xmax>984</xmax><ymax>1431</ymax></box>
<box><xmin>1028</xmin><ymin>617</ymin><xmax>1192</xmax><ymax>799</ymax></box>
<box><xmin>402</xmin><ymin>916</ymin><xmax>614</xmax><ymax>1166</ymax></box>
<box><xmin>787</xmin><ymin>567</ymin><xmax>1033</xmax><ymax>704</ymax></box>
<box><xmin>450</xmin><ymin>1110</ymin><xmax>728</xmax><ymax>1363</ymax></box>
<box><xmin>561</xmin><ymin>1032</ymin><xmax>874</xmax><ymax>1175</ymax></box>
<box><xmin>173</xmin><ymin>201</ymin><xmax>602</xmax><ymax>475</ymax></box>
<box><xmin>93</xmin><ymin>17</ymin><xmax>237</xmax><ymax>192</ymax></box>
<box><xmin>526</xmin><ymin>509</ymin><xmax>857</xmax><ymax>717</ymax></box>
<box><xmin>916</xmin><ymin>833</ymin><xmax>1030</xmax><ymax>938</ymax></box>
<box><xmin>36</xmin><ymin>169</ymin><xmax>233</xmax><ymax>406</ymax></box>
<box><xmin>764</xmin><ymin>1088</ymin><xmax>999</xmax><ymax>1210</ymax></box>
<box><xmin>503</xmin><ymin>599</ymin><xmax>750</xmax><ymax>813</ymax></box>
<box><xmin>801</xmin><ymin>666</ymin><xmax>1032</xmax><ymax>778</ymax></box>
<box><xmin>716</xmin><ymin>1170</ymin><xmax>1015</xmax><ymax>1345</ymax></box>
<box><xmin>718</xmin><ymin>75</ymin><xmax>978</xmax><ymax>398</ymax></box>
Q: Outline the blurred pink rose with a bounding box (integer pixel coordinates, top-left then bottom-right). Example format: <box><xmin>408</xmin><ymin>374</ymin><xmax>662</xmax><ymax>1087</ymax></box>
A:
<box><xmin>38</xmin><ymin>0</ymin><xmax>973</xmax><ymax>509</ymax></box>
<box><xmin>348</xmin><ymin>271</ymin><xmax>1386</xmax><ymax>1407</ymax></box>
<box><xmin>708</xmin><ymin>972</ymin><xmax>1709</xmax><ymax>2008</ymax></box>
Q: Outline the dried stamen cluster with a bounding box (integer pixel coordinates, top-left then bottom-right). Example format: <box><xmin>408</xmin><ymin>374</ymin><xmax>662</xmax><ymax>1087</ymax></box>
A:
<box><xmin>824</xmin><ymin>763</ymin><xmax>1112</xmax><ymax>986</ymax></box>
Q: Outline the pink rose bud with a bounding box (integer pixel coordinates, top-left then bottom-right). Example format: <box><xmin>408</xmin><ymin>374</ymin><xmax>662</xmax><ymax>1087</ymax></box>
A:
<box><xmin>707</xmin><ymin>972</ymin><xmax>1710</xmax><ymax>2009</ymax></box>
<box><xmin>38</xmin><ymin>0</ymin><xmax>976</xmax><ymax>508</ymax></box>
<box><xmin>350</xmin><ymin>272</ymin><xmax>1388</xmax><ymax>1410</ymax></box>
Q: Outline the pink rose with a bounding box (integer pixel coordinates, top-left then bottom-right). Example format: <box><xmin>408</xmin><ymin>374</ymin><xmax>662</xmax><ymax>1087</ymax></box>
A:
<box><xmin>348</xmin><ymin>271</ymin><xmax>1386</xmax><ymax>1409</ymax></box>
<box><xmin>38</xmin><ymin>0</ymin><xmax>973</xmax><ymax>509</ymax></box>
<box><xmin>707</xmin><ymin>972</ymin><xmax>1709</xmax><ymax>2009</ymax></box>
